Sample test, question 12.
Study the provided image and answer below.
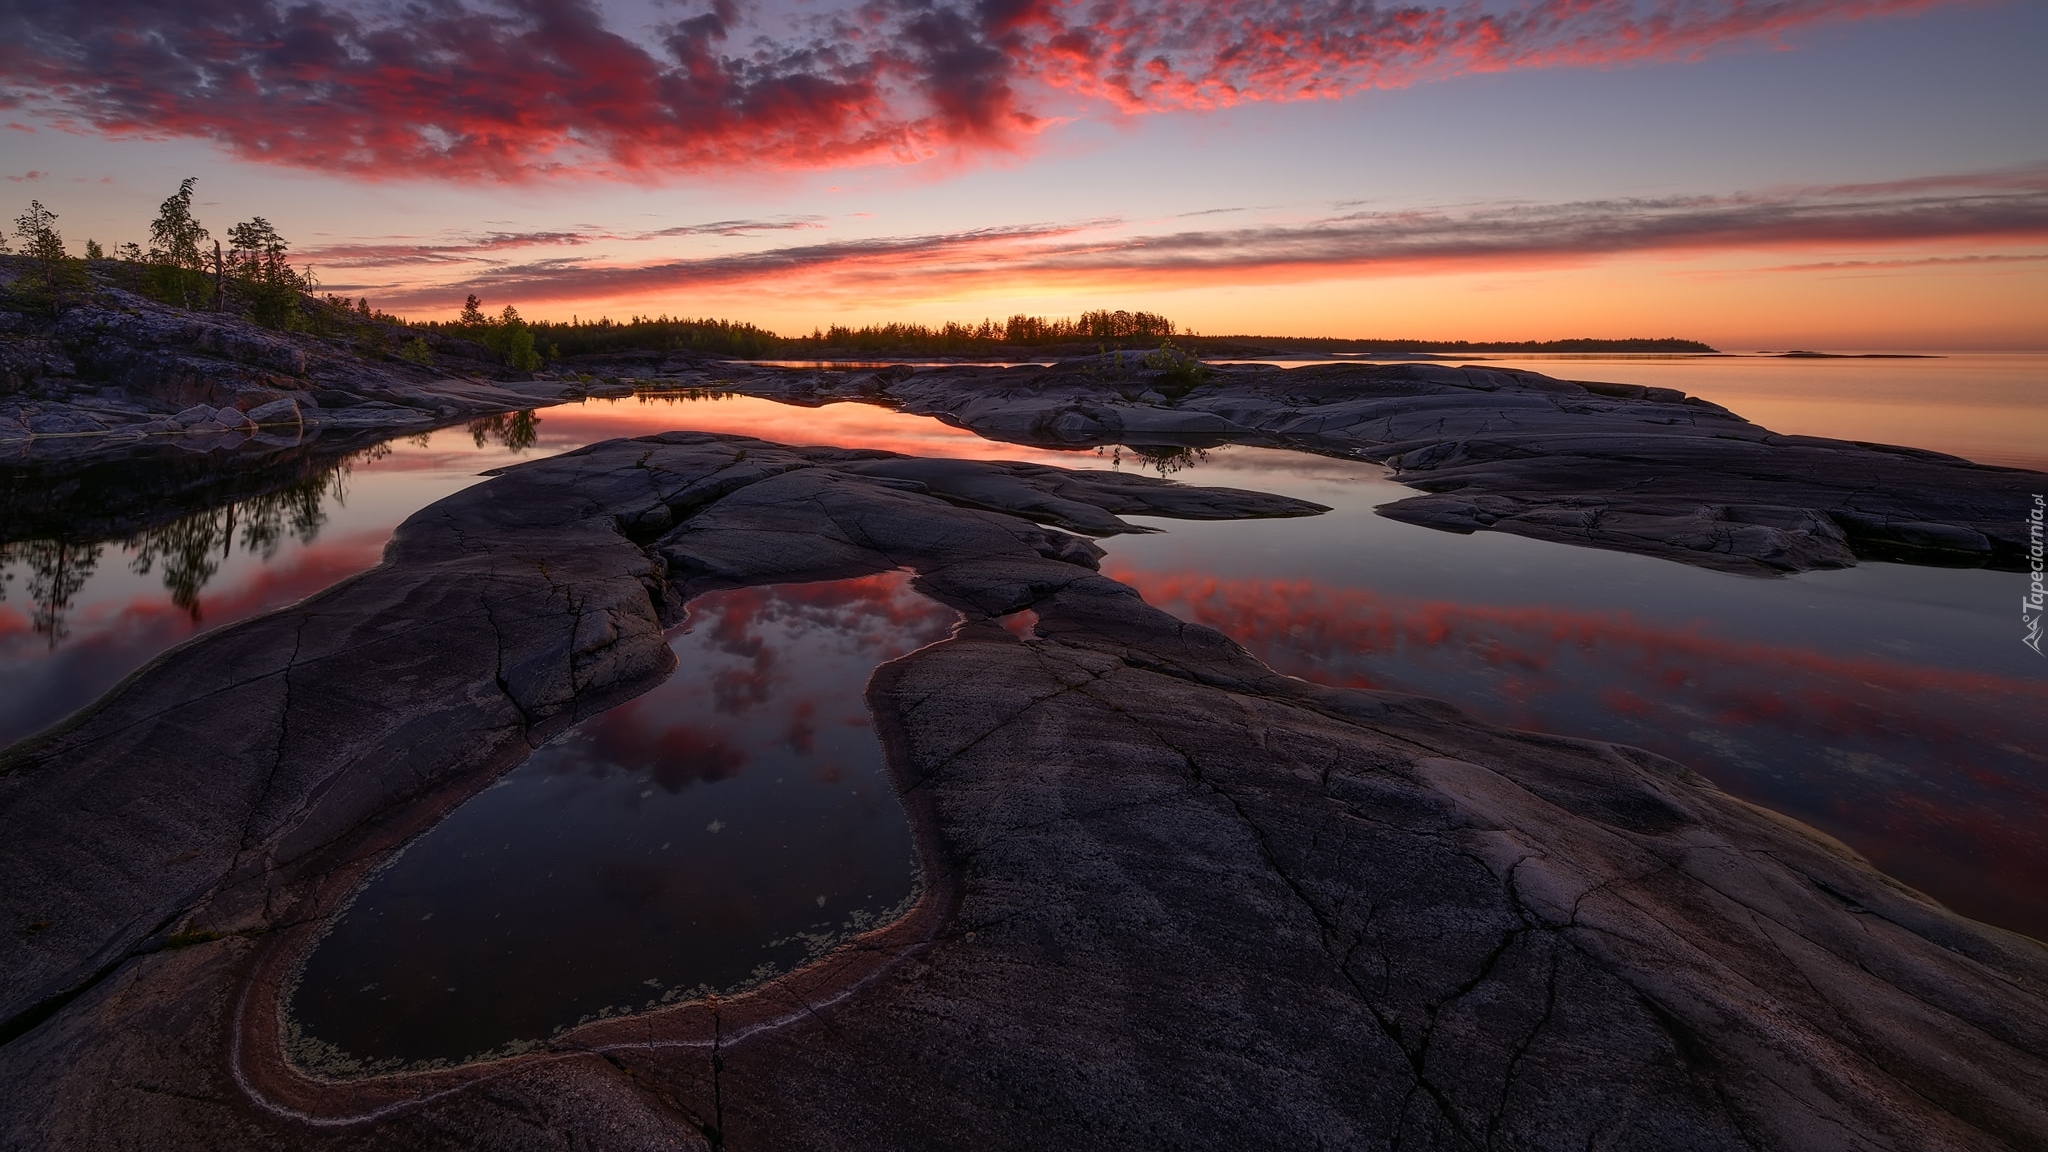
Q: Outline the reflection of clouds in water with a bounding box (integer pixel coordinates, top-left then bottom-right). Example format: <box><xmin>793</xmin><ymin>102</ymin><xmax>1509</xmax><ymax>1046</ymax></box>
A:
<box><xmin>712</xmin><ymin>662</ymin><xmax>776</xmax><ymax>716</ymax></box>
<box><xmin>540</xmin><ymin>711</ymin><xmax>750</xmax><ymax>795</ymax></box>
<box><xmin>529</xmin><ymin>397</ymin><xmax>1092</xmax><ymax>467</ymax></box>
<box><xmin>785</xmin><ymin>700</ymin><xmax>817</xmax><ymax>754</ymax></box>
<box><xmin>686</xmin><ymin>574</ymin><xmax>962</xmax><ymax>720</ymax></box>
<box><xmin>1116</xmin><ymin>568</ymin><xmax>2048</xmax><ymax>751</ymax></box>
<box><xmin>697</xmin><ymin>574</ymin><xmax>960</xmax><ymax>650</ymax></box>
<box><xmin>289</xmin><ymin>569</ymin><xmax>940</xmax><ymax>1064</ymax></box>
<box><xmin>1117</xmin><ymin>566</ymin><xmax>2048</xmax><ymax>938</ymax></box>
<box><xmin>537</xmin><ymin>574</ymin><xmax>959</xmax><ymax>794</ymax></box>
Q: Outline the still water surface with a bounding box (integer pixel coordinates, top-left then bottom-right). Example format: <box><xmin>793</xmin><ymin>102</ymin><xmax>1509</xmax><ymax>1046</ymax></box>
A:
<box><xmin>288</xmin><ymin>572</ymin><xmax>955</xmax><ymax>1069</ymax></box>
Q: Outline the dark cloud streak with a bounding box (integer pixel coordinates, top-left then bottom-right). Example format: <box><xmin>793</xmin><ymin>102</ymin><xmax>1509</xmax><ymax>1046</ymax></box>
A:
<box><xmin>376</xmin><ymin>172</ymin><xmax>2048</xmax><ymax>304</ymax></box>
<box><xmin>300</xmin><ymin>217</ymin><xmax>824</xmax><ymax>268</ymax></box>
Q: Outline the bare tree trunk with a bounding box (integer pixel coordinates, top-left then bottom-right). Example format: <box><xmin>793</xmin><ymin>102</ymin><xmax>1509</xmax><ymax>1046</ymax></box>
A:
<box><xmin>213</xmin><ymin>240</ymin><xmax>225</xmax><ymax>312</ymax></box>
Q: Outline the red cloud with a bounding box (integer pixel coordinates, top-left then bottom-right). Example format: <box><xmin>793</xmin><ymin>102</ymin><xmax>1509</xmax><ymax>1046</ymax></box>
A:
<box><xmin>0</xmin><ymin>0</ymin><xmax>1960</xmax><ymax>180</ymax></box>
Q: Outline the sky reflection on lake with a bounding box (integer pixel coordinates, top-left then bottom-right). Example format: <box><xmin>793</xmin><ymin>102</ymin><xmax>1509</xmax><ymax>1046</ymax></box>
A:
<box><xmin>0</xmin><ymin>397</ymin><xmax>1046</xmax><ymax>747</ymax></box>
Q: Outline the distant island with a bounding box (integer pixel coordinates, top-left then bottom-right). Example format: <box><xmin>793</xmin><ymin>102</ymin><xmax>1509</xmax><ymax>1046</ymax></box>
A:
<box><xmin>1169</xmin><ymin>334</ymin><xmax>1720</xmax><ymax>358</ymax></box>
<box><xmin>1768</xmin><ymin>350</ymin><xmax>1939</xmax><ymax>359</ymax></box>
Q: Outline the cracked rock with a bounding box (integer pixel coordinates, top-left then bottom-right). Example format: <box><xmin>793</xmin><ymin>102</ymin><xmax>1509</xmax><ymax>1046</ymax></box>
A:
<box><xmin>0</xmin><ymin>432</ymin><xmax>2039</xmax><ymax>1150</ymax></box>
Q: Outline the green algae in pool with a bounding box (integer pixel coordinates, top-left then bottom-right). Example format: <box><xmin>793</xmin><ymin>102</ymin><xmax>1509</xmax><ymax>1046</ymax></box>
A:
<box><xmin>286</xmin><ymin>572</ymin><xmax>958</xmax><ymax>1072</ymax></box>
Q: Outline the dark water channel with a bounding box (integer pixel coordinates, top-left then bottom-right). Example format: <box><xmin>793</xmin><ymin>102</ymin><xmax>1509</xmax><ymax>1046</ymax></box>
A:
<box><xmin>287</xmin><ymin>572</ymin><xmax>958</xmax><ymax>1070</ymax></box>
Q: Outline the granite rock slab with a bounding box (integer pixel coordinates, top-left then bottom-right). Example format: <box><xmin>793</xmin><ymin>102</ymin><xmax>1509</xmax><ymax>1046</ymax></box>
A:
<box><xmin>0</xmin><ymin>433</ymin><xmax>2040</xmax><ymax>1150</ymax></box>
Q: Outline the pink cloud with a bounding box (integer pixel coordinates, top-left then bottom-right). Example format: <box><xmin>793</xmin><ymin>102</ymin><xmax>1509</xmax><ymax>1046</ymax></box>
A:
<box><xmin>0</xmin><ymin>0</ymin><xmax>1964</xmax><ymax>181</ymax></box>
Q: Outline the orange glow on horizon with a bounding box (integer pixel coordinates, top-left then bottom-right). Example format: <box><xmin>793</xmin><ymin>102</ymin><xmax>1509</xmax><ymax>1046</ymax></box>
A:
<box><xmin>457</xmin><ymin>250</ymin><xmax>2048</xmax><ymax>352</ymax></box>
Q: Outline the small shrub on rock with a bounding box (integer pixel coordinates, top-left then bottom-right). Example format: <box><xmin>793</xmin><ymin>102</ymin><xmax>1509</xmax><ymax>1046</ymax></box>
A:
<box><xmin>1142</xmin><ymin>340</ymin><xmax>1211</xmax><ymax>398</ymax></box>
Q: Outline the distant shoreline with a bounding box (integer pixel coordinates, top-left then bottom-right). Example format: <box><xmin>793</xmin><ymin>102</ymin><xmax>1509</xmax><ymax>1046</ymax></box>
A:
<box><xmin>734</xmin><ymin>348</ymin><xmax>1952</xmax><ymax>367</ymax></box>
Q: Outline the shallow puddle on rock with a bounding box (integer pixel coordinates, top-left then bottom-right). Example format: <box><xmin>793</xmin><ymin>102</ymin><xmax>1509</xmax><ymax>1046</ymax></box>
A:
<box><xmin>286</xmin><ymin>571</ymin><xmax>958</xmax><ymax>1071</ymax></box>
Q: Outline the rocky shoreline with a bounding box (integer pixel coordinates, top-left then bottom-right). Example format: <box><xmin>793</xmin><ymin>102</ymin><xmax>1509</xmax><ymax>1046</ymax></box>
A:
<box><xmin>1</xmin><ymin>433</ymin><xmax>2041</xmax><ymax>1150</ymax></box>
<box><xmin>7</xmin><ymin>272</ymin><xmax>2037</xmax><ymax>577</ymax></box>
<box><xmin>675</xmin><ymin>354</ymin><xmax>2038</xmax><ymax>576</ymax></box>
<box><xmin>0</xmin><ymin>277</ymin><xmax>570</xmax><ymax>468</ymax></box>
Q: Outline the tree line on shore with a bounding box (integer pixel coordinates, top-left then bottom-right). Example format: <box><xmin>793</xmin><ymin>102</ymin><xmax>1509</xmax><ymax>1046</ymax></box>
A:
<box><xmin>5</xmin><ymin>180</ymin><xmax>1714</xmax><ymax>369</ymax></box>
<box><xmin>782</xmin><ymin>311</ymin><xmax>1180</xmax><ymax>355</ymax></box>
<box><xmin>3</xmin><ymin>179</ymin><xmax>324</xmax><ymax>331</ymax></box>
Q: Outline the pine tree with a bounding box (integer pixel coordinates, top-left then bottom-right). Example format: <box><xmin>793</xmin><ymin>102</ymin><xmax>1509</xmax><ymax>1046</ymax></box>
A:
<box><xmin>11</xmin><ymin>199</ymin><xmax>86</xmax><ymax>315</ymax></box>
<box><xmin>226</xmin><ymin>216</ymin><xmax>310</xmax><ymax>329</ymax></box>
<box><xmin>146</xmin><ymin>178</ymin><xmax>211</xmax><ymax>308</ymax></box>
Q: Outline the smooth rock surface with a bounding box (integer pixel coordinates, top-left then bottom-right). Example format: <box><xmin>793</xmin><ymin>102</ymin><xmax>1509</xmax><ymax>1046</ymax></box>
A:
<box><xmin>0</xmin><ymin>433</ymin><xmax>2040</xmax><ymax>1150</ymax></box>
<box><xmin>679</xmin><ymin>357</ymin><xmax>2042</xmax><ymax>575</ymax></box>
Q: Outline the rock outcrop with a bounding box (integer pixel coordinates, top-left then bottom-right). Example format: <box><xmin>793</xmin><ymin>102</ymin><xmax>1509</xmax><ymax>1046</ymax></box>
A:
<box><xmin>0</xmin><ymin>434</ymin><xmax>2040</xmax><ymax>1150</ymax></box>
<box><xmin>0</xmin><ymin>269</ymin><xmax>569</xmax><ymax>463</ymax></box>
<box><xmin>684</xmin><ymin>356</ymin><xmax>2041</xmax><ymax>576</ymax></box>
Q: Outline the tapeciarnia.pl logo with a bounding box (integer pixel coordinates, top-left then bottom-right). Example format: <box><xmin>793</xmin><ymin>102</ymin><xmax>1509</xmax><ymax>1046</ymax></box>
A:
<box><xmin>2026</xmin><ymin>493</ymin><xmax>2045</xmax><ymax>656</ymax></box>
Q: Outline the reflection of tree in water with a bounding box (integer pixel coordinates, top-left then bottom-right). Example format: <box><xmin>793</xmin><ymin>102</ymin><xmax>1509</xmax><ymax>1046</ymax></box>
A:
<box><xmin>0</xmin><ymin>451</ymin><xmax>367</xmax><ymax>645</ymax></box>
<box><xmin>630</xmin><ymin>387</ymin><xmax>737</xmax><ymax>404</ymax></box>
<box><xmin>0</xmin><ymin>540</ymin><xmax>102</xmax><ymax>648</ymax></box>
<box><xmin>467</xmin><ymin>409</ymin><xmax>541</xmax><ymax>451</ymax></box>
<box><xmin>127</xmin><ymin>467</ymin><xmax>343</xmax><ymax>619</ymax></box>
<box><xmin>1103</xmin><ymin>445</ymin><xmax>1209</xmax><ymax>476</ymax></box>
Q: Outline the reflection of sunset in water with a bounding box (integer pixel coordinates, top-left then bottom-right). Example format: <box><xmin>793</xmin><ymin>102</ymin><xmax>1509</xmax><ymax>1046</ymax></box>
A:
<box><xmin>0</xmin><ymin>531</ymin><xmax>391</xmax><ymax>748</ymax></box>
<box><xmin>1114</xmin><ymin>567</ymin><xmax>2048</xmax><ymax>939</ymax></box>
<box><xmin>525</xmin><ymin>393</ymin><xmax>1091</xmax><ymax>465</ymax></box>
<box><xmin>0</xmin><ymin>397</ymin><xmax>1077</xmax><ymax>748</ymax></box>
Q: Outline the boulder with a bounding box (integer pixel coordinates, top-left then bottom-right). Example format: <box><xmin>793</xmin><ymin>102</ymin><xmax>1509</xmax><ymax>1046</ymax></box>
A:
<box><xmin>244</xmin><ymin>398</ymin><xmax>301</xmax><ymax>427</ymax></box>
<box><xmin>24</xmin><ymin>410</ymin><xmax>108</xmax><ymax>436</ymax></box>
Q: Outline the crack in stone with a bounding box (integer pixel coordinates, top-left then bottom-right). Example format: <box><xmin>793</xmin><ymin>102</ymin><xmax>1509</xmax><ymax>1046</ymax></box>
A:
<box><xmin>1086</xmin><ymin>678</ymin><xmax>1491</xmax><ymax>1150</ymax></box>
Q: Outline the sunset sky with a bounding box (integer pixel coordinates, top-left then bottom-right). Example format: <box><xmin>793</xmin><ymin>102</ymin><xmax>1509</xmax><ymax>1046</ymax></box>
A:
<box><xmin>3</xmin><ymin>0</ymin><xmax>2044</xmax><ymax>348</ymax></box>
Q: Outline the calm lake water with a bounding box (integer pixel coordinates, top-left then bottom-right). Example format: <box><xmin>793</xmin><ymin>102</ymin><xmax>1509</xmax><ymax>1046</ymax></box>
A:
<box><xmin>3</xmin><ymin>354</ymin><xmax>2043</xmax><ymax>1003</ymax></box>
